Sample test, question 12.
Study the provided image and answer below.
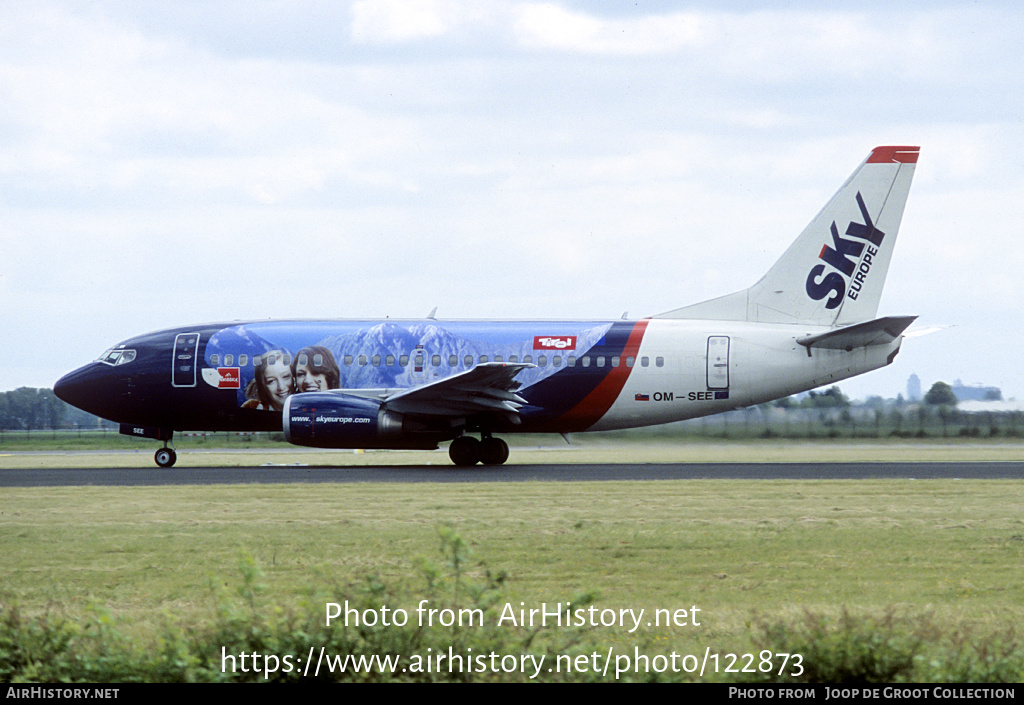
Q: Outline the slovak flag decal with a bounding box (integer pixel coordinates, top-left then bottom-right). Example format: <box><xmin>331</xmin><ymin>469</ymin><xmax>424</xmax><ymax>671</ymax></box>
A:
<box><xmin>635</xmin><ymin>393</ymin><xmax>649</xmax><ymax>401</ymax></box>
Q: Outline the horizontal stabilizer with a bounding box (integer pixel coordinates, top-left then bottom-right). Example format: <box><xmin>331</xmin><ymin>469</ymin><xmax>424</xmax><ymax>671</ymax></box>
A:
<box><xmin>797</xmin><ymin>315</ymin><xmax>917</xmax><ymax>352</ymax></box>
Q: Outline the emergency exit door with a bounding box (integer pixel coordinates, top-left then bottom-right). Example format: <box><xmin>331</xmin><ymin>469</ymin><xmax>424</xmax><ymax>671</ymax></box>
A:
<box><xmin>172</xmin><ymin>332</ymin><xmax>200</xmax><ymax>388</ymax></box>
<box><xmin>706</xmin><ymin>336</ymin><xmax>730</xmax><ymax>390</ymax></box>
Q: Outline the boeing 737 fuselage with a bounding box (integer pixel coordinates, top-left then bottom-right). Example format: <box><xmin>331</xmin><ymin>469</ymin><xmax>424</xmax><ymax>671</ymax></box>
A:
<box><xmin>55</xmin><ymin>146</ymin><xmax>920</xmax><ymax>467</ymax></box>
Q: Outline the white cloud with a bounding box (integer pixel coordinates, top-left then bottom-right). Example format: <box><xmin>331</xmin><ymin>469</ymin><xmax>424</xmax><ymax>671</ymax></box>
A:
<box><xmin>513</xmin><ymin>3</ymin><xmax>705</xmax><ymax>55</ymax></box>
<box><xmin>351</xmin><ymin>0</ymin><xmax>456</xmax><ymax>43</ymax></box>
<box><xmin>509</xmin><ymin>4</ymin><xmax>952</xmax><ymax>85</ymax></box>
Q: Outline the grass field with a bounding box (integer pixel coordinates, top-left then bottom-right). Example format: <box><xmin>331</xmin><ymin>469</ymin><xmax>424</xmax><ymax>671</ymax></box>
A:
<box><xmin>2</xmin><ymin>438</ymin><xmax>1023</xmax><ymax>681</ymax></box>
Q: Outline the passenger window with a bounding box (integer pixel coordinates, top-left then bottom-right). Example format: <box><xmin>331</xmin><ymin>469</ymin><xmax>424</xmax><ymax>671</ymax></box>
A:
<box><xmin>400</xmin><ymin>355</ymin><xmax>409</xmax><ymax>367</ymax></box>
<box><xmin>210</xmin><ymin>354</ymin><xmax>220</xmax><ymax>366</ymax></box>
<box><xmin>523</xmin><ymin>355</ymin><xmax>533</xmax><ymax>364</ymax></box>
<box><xmin>494</xmin><ymin>354</ymin><xmax>503</xmax><ymax>363</ymax></box>
<box><xmin>386</xmin><ymin>355</ymin><xmax>396</xmax><ymax>367</ymax></box>
<box><xmin>582</xmin><ymin>356</ymin><xmax>590</xmax><ymax>367</ymax></box>
<box><xmin>297</xmin><ymin>354</ymin><xmax>308</xmax><ymax>366</ymax></box>
<box><xmin>509</xmin><ymin>355</ymin><xmax>518</xmax><ymax>363</ymax></box>
<box><xmin>358</xmin><ymin>355</ymin><xmax>367</xmax><ymax>366</ymax></box>
<box><xmin>239</xmin><ymin>354</ymin><xmax>248</xmax><ymax>367</ymax></box>
<box><xmin>449</xmin><ymin>355</ymin><xmax>457</xmax><ymax>366</ymax></box>
<box><xmin>537</xmin><ymin>355</ymin><xmax>547</xmax><ymax>367</ymax></box>
<box><xmin>567</xmin><ymin>356</ymin><xmax>576</xmax><ymax>367</ymax></box>
<box><xmin>225</xmin><ymin>354</ymin><xmax>233</xmax><ymax>366</ymax></box>
<box><xmin>463</xmin><ymin>355</ymin><xmax>473</xmax><ymax>367</ymax></box>
<box><xmin>597</xmin><ymin>356</ymin><xmax>605</xmax><ymax>367</ymax></box>
<box><xmin>626</xmin><ymin>356</ymin><xmax>634</xmax><ymax>368</ymax></box>
<box><xmin>313</xmin><ymin>354</ymin><xmax>323</xmax><ymax>366</ymax></box>
<box><xmin>480</xmin><ymin>355</ymin><xmax>488</xmax><ymax>363</ymax></box>
<box><xmin>656</xmin><ymin>356</ymin><xmax>665</xmax><ymax>367</ymax></box>
<box><xmin>344</xmin><ymin>355</ymin><xmax>354</xmax><ymax>366</ymax></box>
<box><xmin>432</xmin><ymin>354</ymin><xmax>441</xmax><ymax>366</ymax></box>
<box><xmin>612</xmin><ymin>356</ymin><xmax>620</xmax><ymax>367</ymax></box>
<box><xmin>641</xmin><ymin>356</ymin><xmax>649</xmax><ymax>367</ymax></box>
<box><xmin>553</xmin><ymin>356</ymin><xmax>561</xmax><ymax>367</ymax></box>
<box><xmin>372</xmin><ymin>355</ymin><xmax>381</xmax><ymax>367</ymax></box>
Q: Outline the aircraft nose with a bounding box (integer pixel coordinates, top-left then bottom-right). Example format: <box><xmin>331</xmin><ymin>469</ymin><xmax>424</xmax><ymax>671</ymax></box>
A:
<box><xmin>54</xmin><ymin>363</ymin><xmax>124</xmax><ymax>421</ymax></box>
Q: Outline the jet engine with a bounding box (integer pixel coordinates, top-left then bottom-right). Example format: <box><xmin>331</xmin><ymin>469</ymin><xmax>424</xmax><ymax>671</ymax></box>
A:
<box><xmin>282</xmin><ymin>392</ymin><xmax>442</xmax><ymax>450</ymax></box>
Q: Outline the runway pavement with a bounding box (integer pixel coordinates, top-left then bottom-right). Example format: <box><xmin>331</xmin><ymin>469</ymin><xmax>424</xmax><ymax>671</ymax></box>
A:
<box><xmin>2</xmin><ymin>461</ymin><xmax>1023</xmax><ymax>486</ymax></box>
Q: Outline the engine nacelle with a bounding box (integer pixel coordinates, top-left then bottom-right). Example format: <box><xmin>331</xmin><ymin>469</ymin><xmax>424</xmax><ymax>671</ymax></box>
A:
<box><xmin>283</xmin><ymin>392</ymin><xmax>441</xmax><ymax>450</ymax></box>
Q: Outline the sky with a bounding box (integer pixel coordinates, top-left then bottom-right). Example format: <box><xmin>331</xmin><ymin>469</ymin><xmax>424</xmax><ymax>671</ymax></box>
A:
<box><xmin>2</xmin><ymin>1</ymin><xmax>1023</xmax><ymax>402</ymax></box>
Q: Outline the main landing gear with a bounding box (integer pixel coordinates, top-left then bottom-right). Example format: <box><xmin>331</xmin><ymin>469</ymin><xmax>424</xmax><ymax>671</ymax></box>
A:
<box><xmin>448</xmin><ymin>434</ymin><xmax>509</xmax><ymax>467</ymax></box>
<box><xmin>154</xmin><ymin>443</ymin><xmax>177</xmax><ymax>468</ymax></box>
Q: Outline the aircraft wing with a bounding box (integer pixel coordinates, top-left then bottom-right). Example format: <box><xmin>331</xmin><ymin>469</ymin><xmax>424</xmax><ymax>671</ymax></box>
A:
<box><xmin>797</xmin><ymin>315</ymin><xmax>917</xmax><ymax>352</ymax></box>
<box><xmin>381</xmin><ymin>362</ymin><xmax>535</xmax><ymax>424</ymax></box>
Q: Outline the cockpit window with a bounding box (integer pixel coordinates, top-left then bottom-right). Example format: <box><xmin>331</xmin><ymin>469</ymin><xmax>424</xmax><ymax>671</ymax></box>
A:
<box><xmin>98</xmin><ymin>348</ymin><xmax>137</xmax><ymax>366</ymax></box>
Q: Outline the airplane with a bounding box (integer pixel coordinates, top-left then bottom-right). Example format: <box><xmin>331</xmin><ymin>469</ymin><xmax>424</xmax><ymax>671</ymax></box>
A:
<box><xmin>54</xmin><ymin>145</ymin><xmax>920</xmax><ymax>468</ymax></box>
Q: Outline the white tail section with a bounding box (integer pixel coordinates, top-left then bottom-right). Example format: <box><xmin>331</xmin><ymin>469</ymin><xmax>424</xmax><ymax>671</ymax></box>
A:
<box><xmin>656</xmin><ymin>146</ymin><xmax>919</xmax><ymax>326</ymax></box>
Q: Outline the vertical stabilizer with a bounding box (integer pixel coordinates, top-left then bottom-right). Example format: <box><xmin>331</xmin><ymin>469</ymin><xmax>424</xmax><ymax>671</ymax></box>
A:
<box><xmin>656</xmin><ymin>146</ymin><xmax>919</xmax><ymax>326</ymax></box>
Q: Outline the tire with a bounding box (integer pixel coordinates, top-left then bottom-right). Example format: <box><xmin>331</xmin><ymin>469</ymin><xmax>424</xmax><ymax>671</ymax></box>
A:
<box><xmin>448</xmin><ymin>437</ymin><xmax>480</xmax><ymax>466</ymax></box>
<box><xmin>155</xmin><ymin>448</ymin><xmax>177</xmax><ymax>468</ymax></box>
<box><xmin>479</xmin><ymin>437</ymin><xmax>509</xmax><ymax>466</ymax></box>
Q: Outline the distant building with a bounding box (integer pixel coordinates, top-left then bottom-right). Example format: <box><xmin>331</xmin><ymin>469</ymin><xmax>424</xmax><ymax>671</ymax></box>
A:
<box><xmin>951</xmin><ymin>379</ymin><xmax>1002</xmax><ymax>402</ymax></box>
<box><xmin>906</xmin><ymin>374</ymin><xmax>921</xmax><ymax>402</ymax></box>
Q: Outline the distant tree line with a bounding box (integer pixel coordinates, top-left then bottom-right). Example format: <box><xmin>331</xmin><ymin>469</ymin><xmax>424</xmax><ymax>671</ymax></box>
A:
<box><xmin>773</xmin><ymin>385</ymin><xmax>851</xmax><ymax>409</ymax></box>
<box><xmin>0</xmin><ymin>388</ymin><xmax>64</xmax><ymax>430</ymax></box>
<box><xmin>0</xmin><ymin>387</ymin><xmax>110</xmax><ymax>431</ymax></box>
<box><xmin>924</xmin><ymin>381</ymin><xmax>958</xmax><ymax>406</ymax></box>
<box><xmin>618</xmin><ymin>382</ymin><xmax>1024</xmax><ymax>440</ymax></box>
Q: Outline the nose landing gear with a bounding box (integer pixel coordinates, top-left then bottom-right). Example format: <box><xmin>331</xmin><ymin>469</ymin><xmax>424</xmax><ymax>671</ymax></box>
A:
<box><xmin>154</xmin><ymin>443</ymin><xmax>177</xmax><ymax>468</ymax></box>
<box><xmin>118</xmin><ymin>424</ymin><xmax>176</xmax><ymax>468</ymax></box>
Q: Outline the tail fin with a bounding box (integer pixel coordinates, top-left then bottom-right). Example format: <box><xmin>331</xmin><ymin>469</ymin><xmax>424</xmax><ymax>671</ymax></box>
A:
<box><xmin>655</xmin><ymin>145</ymin><xmax>919</xmax><ymax>326</ymax></box>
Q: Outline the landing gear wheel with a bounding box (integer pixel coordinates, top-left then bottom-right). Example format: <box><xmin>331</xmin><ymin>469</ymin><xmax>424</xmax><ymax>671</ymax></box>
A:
<box><xmin>479</xmin><ymin>437</ymin><xmax>509</xmax><ymax>466</ymax></box>
<box><xmin>155</xmin><ymin>448</ymin><xmax>177</xmax><ymax>468</ymax></box>
<box><xmin>449</xmin><ymin>436</ymin><xmax>480</xmax><ymax>467</ymax></box>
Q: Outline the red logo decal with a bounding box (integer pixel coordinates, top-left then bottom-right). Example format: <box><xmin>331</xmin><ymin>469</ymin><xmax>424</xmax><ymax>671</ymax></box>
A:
<box><xmin>533</xmin><ymin>336</ymin><xmax>577</xmax><ymax>350</ymax></box>
<box><xmin>217</xmin><ymin>368</ymin><xmax>240</xmax><ymax>389</ymax></box>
